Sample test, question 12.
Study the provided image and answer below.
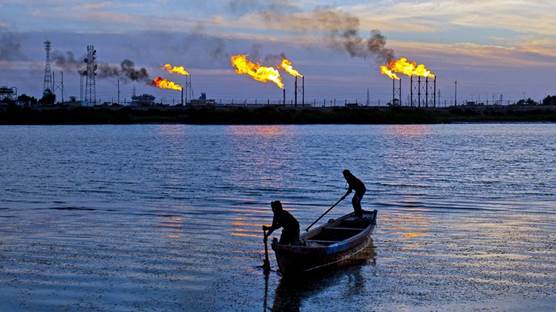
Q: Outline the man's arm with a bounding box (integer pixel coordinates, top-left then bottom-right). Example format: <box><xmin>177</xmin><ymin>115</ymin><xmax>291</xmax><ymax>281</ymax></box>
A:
<box><xmin>344</xmin><ymin>184</ymin><xmax>353</xmax><ymax>197</ymax></box>
<box><xmin>263</xmin><ymin>215</ymin><xmax>280</xmax><ymax>236</ymax></box>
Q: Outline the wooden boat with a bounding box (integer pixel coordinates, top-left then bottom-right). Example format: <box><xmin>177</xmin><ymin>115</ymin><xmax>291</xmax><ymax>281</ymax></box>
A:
<box><xmin>271</xmin><ymin>209</ymin><xmax>377</xmax><ymax>276</ymax></box>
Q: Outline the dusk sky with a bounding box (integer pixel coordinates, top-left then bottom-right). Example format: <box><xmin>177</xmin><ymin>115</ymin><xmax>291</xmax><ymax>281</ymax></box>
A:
<box><xmin>1</xmin><ymin>0</ymin><xmax>555</xmax><ymax>104</ymax></box>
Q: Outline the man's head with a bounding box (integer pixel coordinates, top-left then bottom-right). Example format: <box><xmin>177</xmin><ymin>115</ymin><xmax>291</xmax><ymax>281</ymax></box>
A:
<box><xmin>343</xmin><ymin>169</ymin><xmax>351</xmax><ymax>179</ymax></box>
<box><xmin>271</xmin><ymin>200</ymin><xmax>283</xmax><ymax>213</ymax></box>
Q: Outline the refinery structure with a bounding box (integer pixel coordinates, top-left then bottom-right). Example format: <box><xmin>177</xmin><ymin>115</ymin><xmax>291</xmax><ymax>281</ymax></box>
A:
<box><xmin>0</xmin><ymin>40</ymin><xmax>548</xmax><ymax>109</ymax></box>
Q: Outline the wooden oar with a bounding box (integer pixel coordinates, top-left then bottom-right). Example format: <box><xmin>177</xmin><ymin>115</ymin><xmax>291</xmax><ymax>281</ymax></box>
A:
<box><xmin>305</xmin><ymin>194</ymin><xmax>347</xmax><ymax>231</ymax></box>
<box><xmin>262</xmin><ymin>229</ymin><xmax>271</xmax><ymax>275</ymax></box>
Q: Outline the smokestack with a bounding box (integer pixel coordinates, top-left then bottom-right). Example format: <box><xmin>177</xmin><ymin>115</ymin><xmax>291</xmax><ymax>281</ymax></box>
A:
<box><xmin>410</xmin><ymin>76</ymin><xmax>413</xmax><ymax>107</ymax></box>
<box><xmin>282</xmin><ymin>88</ymin><xmax>286</xmax><ymax>105</ymax></box>
<box><xmin>418</xmin><ymin>77</ymin><xmax>421</xmax><ymax>108</ymax></box>
<box><xmin>425</xmin><ymin>77</ymin><xmax>429</xmax><ymax>108</ymax></box>
<box><xmin>434</xmin><ymin>76</ymin><xmax>437</xmax><ymax>108</ymax></box>
<box><xmin>181</xmin><ymin>87</ymin><xmax>184</xmax><ymax>105</ymax></box>
<box><xmin>302</xmin><ymin>76</ymin><xmax>305</xmax><ymax>106</ymax></box>
<box><xmin>294</xmin><ymin>76</ymin><xmax>298</xmax><ymax>107</ymax></box>
<box><xmin>392</xmin><ymin>79</ymin><xmax>395</xmax><ymax>106</ymax></box>
<box><xmin>399</xmin><ymin>78</ymin><xmax>402</xmax><ymax>106</ymax></box>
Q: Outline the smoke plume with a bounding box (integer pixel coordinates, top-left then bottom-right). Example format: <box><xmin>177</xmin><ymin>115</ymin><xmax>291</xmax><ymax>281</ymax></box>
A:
<box><xmin>52</xmin><ymin>51</ymin><xmax>86</xmax><ymax>75</ymax></box>
<box><xmin>52</xmin><ymin>51</ymin><xmax>149</xmax><ymax>82</ymax></box>
<box><xmin>97</xmin><ymin>59</ymin><xmax>150</xmax><ymax>82</ymax></box>
<box><xmin>0</xmin><ymin>30</ymin><xmax>25</xmax><ymax>61</ymax></box>
<box><xmin>261</xmin><ymin>8</ymin><xmax>394</xmax><ymax>63</ymax></box>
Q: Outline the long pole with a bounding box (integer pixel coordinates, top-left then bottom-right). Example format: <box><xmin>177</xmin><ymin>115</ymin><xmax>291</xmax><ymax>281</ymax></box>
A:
<box><xmin>305</xmin><ymin>194</ymin><xmax>347</xmax><ymax>232</ymax></box>
<box><xmin>282</xmin><ymin>88</ymin><xmax>286</xmax><ymax>105</ymax></box>
<box><xmin>262</xmin><ymin>229</ymin><xmax>271</xmax><ymax>274</ymax></box>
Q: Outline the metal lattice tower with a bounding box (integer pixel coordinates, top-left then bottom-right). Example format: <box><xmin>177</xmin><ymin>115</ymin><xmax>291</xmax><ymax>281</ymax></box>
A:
<box><xmin>43</xmin><ymin>41</ymin><xmax>53</xmax><ymax>94</ymax></box>
<box><xmin>186</xmin><ymin>75</ymin><xmax>193</xmax><ymax>103</ymax></box>
<box><xmin>392</xmin><ymin>78</ymin><xmax>401</xmax><ymax>106</ymax></box>
<box><xmin>84</xmin><ymin>45</ymin><xmax>97</xmax><ymax>106</ymax></box>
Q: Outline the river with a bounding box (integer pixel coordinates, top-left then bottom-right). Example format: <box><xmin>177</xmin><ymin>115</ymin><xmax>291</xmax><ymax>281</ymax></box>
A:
<box><xmin>1</xmin><ymin>124</ymin><xmax>555</xmax><ymax>311</ymax></box>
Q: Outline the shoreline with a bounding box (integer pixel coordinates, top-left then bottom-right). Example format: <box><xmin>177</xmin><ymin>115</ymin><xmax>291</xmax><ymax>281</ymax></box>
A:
<box><xmin>1</xmin><ymin>104</ymin><xmax>555</xmax><ymax>125</ymax></box>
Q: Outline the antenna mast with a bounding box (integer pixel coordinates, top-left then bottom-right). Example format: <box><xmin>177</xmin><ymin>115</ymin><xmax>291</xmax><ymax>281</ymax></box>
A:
<box><xmin>84</xmin><ymin>45</ymin><xmax>97</xmax><ymax>106</ymax></box>
<box><xmin>43</xmin><ymin>40</ymin><xmax>53</xmax><ymax>95</ymax></box>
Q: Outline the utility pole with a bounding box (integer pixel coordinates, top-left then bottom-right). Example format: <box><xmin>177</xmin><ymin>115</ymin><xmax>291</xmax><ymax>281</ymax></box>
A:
<box><xmin>117</xmin><ymin>79</ymin><xmax>120</xmax><ymax>105</ymax></box>
<box><xmin>366</xmin><ymin>88</ymin><xmax>370</xmax><ymax>106</ymax></box>
<box><xmin>60</xmin><ymin>71</ymin><xmax>64</xmax><ymax>103</ymax></box>
<box><xmin>52</xmin><ymin>72</ymin><xmax>56</xmax><ymax>99</ymax></box>
<box><xmin>80</xmin><ymin>75</ymin><xmax>83</xmax><ymax>104</ymax></box>
<box><xmin>454</xmin><ymin>80</ymin><xmax>458</xmax><ymax>107</ymax></box>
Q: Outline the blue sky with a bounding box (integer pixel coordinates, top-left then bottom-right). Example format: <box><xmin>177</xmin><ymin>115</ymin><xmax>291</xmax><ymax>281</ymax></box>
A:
<box><xmin>1</xmin><ymin>0</ymin><xmax>555</xmax><ymax>104</ymax></box>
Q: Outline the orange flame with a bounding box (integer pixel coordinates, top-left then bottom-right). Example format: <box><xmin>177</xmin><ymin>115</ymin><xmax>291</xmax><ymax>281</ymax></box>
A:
<box><xmin>380</xmin><ymin>65</ymin><xmax>400</xmax><ymax>80</ymax></box>
<box><xmin>380</xmin><ymin>57</ymin><xmax>435</xmax><ymax>80</ymax></box>
<box><xmin>152</xmin><ymin>76</ymin><xmax>183</xmax><ymax>91</ymax></box>
<box><xmin>231</xmin><ymin>54</ymin><xmax>284</xmax><ymax>89</ymax></box>
<box><xmin>162</xmin><ymin>64</ymin><xmax>190</xmax><ymax>76</ymax></box>
<box><xmin>279</xmin><ymin>58</ymin><xmax>303</xmax><ymax>78</ymax></box>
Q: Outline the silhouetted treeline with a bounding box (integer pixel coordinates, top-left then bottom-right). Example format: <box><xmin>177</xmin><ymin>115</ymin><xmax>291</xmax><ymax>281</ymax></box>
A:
<box><xmin>1</xmin><ymin>104</ymin><xmax>555</xmax><ymax>125</ymax></box>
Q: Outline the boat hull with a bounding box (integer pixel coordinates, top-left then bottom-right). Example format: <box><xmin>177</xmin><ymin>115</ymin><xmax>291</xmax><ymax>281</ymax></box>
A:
<box><xmin>272</xmin><ymin>210</ymin><xmax>377</xmax><ymax>276</ymax></box>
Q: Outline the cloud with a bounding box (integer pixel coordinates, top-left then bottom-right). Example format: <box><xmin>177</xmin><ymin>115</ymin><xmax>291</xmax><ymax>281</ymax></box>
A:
<box><xmin>389</xmin><ymin>39</ymin><xmax>556</xmax><ymax>68</ymax></box>
<box><xmin>345</xmin><ymin>0</ymin><xmax>556</xmax><ymax>36</ymax></box>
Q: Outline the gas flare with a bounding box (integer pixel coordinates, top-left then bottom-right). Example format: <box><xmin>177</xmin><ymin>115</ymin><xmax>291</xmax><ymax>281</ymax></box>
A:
<box><xmin>380</xmin><ymin>65</ymin><xmax>399</xmax><ymax>80</ymax></box>
<box><xmin>380</xmin><ymin>57</ymin><xmax>435</xmax><ymax>80</ymax></box>
<box><xmin>162</xmin><ymin>64</ymin><xmax>190</xmax><ymax>76</ymax></box>
<box><xmin>279</xmin><ymin>58</ymin><xmax>303</xmax><ymax>78</ymax></box>
<box><xmin>231</xmin><ymin>54</ymin><xmax>284</xmax><ymax>89</ymax></box>
<box><xmin>152</xmin><ymin>76</ymin><xmax>183</xmax><ymax>91</ymax></box>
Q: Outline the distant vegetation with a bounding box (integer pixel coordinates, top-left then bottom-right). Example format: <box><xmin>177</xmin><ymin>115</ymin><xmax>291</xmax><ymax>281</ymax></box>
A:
<box><xmin>1</xmin><ymin>94</ymin><xmax>556</xmax><ymax>125</ymax></box>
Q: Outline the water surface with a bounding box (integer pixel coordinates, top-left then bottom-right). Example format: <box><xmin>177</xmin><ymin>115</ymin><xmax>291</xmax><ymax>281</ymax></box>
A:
<box><xmin>1</xmin><ymin>124</ymin><xmax>555</xmax><ymax>311</ymax></box>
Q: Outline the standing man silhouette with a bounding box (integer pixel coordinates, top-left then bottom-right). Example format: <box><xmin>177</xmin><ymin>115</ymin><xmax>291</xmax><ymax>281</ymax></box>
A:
<box><xmin>342</xmin><ymin>170</ymin><xmax>366</xmax><ymax>218</ymax></box>
<box><xmin>263</xmin><ymin>201</ymin><xmax>300</xmax><ymax>245</ymax></box>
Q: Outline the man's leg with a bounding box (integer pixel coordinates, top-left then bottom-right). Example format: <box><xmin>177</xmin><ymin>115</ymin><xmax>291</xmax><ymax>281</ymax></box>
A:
<box><xmin>292</xmin><ymin>227</ymin><xmax>300</xmax><ymax>245</ymax></box>
<box><xmin>353</xmin><ymin>194</ymin><xmax>363</xmax><ymax>218</ymax></box>
<box><xmin>280</xmin><ymin>228</ymin><xmax>300</xmax><ymax>245</ymax></box>
<box><xmin>279</xmin><ymin>230</ymin><xmax>292</xmax><ymax>244</ymax></box>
